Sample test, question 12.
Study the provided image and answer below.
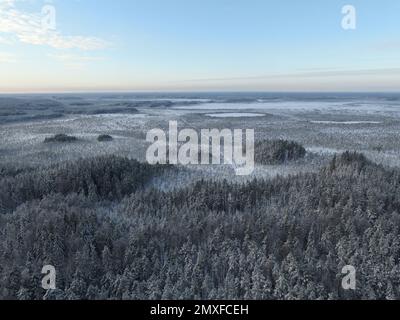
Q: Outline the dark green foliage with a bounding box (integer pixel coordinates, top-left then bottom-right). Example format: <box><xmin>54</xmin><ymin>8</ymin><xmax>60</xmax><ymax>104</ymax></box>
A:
<box><xmin>0</xmin><ymin>155</ymin><xmax>166</xmax><ymax>213</ymax></box>
<box><xmin>44</xmin><ymin>134</ymin><xmax>78</xmax><ymax>143</ymax></box>
<box><xmin>90</xmin><ymin>107</ymin><xmax>138</xmax><ymax>115</ymax></box>
<box><xmin>255</xmin><ymin>139</ymin><xmax>306</xmax><ymax>165</ymax></box>
<box><xmin>0</xmin><ymin>165</ymin><xmax>33</xmax><ymax>179</ymax></box>
<box><xmin>97</xmin><ymin>135</ymin><xmax>113</xmax><ymax>142</ymax></box>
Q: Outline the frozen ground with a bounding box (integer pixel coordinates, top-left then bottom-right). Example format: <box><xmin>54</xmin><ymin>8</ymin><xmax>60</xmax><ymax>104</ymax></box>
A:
<box><xmin>310</xmin><ymin>120</ymin><xmax>382</xmax><ymax>124</ymax></box>
<box><xmin>205</xmin><ymin>113</ymin><xmax>267</xmax><ymax>118</ymax></box>
<box><xmin>1</xmin><ymin>93</ymin><xmax>399</xmax><ymax>184</ymax></box>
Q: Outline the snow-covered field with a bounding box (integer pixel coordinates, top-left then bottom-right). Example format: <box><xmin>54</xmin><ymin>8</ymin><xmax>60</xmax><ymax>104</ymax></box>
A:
<box><xmin>1</xmin><ymin>94</ymin><xmax>400</xmax><ymax>180</ymax></box>
<box><xmin>205</xmin><ymin>113</ymin><xmax>266</xmax><ymax>118</ymax></box>
<box><xmin>172</xmin><ymin>99</ymin><xmax>400</xmax><ymax>115</ymax></box>
<box><xmin>310</xmin><ymin>120</ymin><xmax>382</xmax><ymax>125</ymax></box>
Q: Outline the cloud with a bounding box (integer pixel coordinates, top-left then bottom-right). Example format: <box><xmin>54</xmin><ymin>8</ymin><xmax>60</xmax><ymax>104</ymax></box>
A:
<box><xmin>0</xmin><ymin>0</ymin><xmax>110</xmax><ymax>50</ymax></box>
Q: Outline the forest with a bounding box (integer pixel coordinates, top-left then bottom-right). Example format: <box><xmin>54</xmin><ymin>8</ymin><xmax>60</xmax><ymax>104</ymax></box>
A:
<box><xmin>1</xmin><ymin>152</ymin><xmax>399</xmax><ymax>300</ymax></box>
<box><xmin>255</xmin><ymin>140</ymin><xmax>306</xmax><ymax>165</ymax></box>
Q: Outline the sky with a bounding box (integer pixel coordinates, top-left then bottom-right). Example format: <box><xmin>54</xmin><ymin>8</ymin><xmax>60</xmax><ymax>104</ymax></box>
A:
<box><xmin>0</xmin><ymin>0</ymin><xmax>400</xmax><ymax>93</ymax></box>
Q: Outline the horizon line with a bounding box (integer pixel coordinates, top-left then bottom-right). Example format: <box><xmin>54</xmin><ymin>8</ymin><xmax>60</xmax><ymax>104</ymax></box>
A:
<box><xmin>1</xmin><ymin>90</ymin><xmax>400</xmax><ymax>95</ymax></box>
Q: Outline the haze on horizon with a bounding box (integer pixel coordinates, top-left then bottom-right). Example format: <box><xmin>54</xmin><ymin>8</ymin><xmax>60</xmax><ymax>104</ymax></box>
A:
<box><xmin>1</xmin><ymin>0</ymin><xmax>400</xmax><ymax>93</ymax></box>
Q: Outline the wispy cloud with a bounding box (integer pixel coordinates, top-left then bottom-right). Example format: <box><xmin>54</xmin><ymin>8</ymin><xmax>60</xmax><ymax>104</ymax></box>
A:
<box><xmin>0</xmin><ymin>0</ymin><xmax>110</xmax><ymax>50</ymax></box>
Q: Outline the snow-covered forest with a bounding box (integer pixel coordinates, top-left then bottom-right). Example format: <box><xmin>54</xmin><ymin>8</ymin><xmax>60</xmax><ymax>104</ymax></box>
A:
<box><xmin>1</xmin><ymin>93</ymin><xmax>400</xmax><ymax>300</ymax></box>
<box><xmin>1</xmin><ymin>152</ymin><xmax>400</xmax><ymax>299</ymax></box>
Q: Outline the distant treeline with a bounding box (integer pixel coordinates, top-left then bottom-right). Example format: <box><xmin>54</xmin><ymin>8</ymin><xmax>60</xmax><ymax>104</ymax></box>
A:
<box><xmin>44</xmin><ymin>134</ymin><xmax>78</xmax><ymax>143</ymax></box>
<box><xmin>1</xmin><ymin>152</ymin><xmax>400</xmax><ymax>300</ymax></box>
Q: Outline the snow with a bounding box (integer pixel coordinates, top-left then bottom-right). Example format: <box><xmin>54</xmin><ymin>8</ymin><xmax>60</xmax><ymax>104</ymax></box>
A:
<box><xmin>172</xmin><ymin>101</ymin><xmax>348</xmax><ymax>111</ymax></box>
<box><xmin>205</xmin><ymin>113</ymin><xmax>266</xmax><ymax>118</ymax></box>
<box><xmin>172</xmin><ymin>100</ymin><xmax>400</xmax><ymax>114</ymax></box>
<box><xmin>310</xmin><ymin>121</ymin><xmax>382</xmax><ymax>125</ymax></box>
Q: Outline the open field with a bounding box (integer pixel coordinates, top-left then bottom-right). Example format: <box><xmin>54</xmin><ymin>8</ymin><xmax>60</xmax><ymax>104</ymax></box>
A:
<box><xmin>1</xmin><ymin>93</ymin><xmax>400</xmax><ymax>174</ymax></box>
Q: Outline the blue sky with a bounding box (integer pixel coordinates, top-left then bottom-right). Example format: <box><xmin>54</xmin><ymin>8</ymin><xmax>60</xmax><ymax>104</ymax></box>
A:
<box><xmin>0</xmin><ymin>0</ymin><xmax>400</xmax><ymax>92</ymax></box>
